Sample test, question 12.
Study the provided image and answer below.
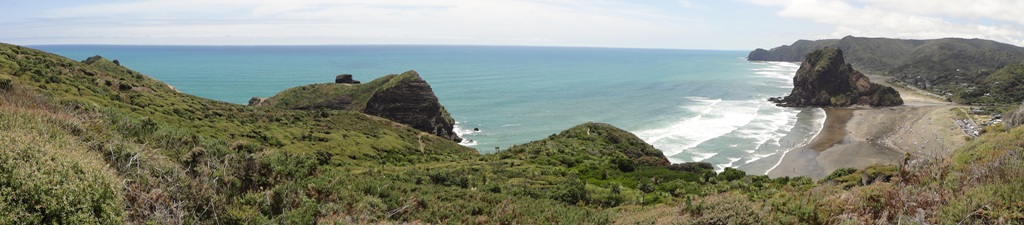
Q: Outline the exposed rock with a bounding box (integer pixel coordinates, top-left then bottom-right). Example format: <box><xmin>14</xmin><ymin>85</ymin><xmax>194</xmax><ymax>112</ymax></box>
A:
<box><xmin>166</xmin><ymin>84</ymin><xmax>180</xmax><ymax>93</ymax></box>
<box><xmin>335</xmin><ymin>74</ymin><xmax>360</xmax><ymax>84</ymax></box>
<box><xmin>770</xmin><ymin>47</ymin><xmax>904</xmax><ymax>107</ymax></box>
<box><xmin>363</xmin><ymin>71</ymin><xmax>461</xmax><ymax>142</ymax></box>
<box><xmin>248</xmin><ymin>97</ymin><xmax>266</xmax><ymax>106</ymax></box>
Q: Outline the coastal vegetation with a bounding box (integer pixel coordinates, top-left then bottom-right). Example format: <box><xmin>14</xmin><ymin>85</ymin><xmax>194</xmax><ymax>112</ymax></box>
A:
<box><xmin>2</xmin><ymin>43</ymin><xmax>1023</xmax><ymax>224</ymax></box>
<box><xmin>749</xmin><ymin>36</ymin><xmax>1024</xmax><ymax>105</ymax></box>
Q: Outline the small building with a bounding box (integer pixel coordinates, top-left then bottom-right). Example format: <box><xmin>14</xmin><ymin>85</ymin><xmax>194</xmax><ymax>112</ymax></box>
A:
<box><xmin>335</xmin><ymin>74</ymin><xmax>361</xmax><ymax>84</ymax></box>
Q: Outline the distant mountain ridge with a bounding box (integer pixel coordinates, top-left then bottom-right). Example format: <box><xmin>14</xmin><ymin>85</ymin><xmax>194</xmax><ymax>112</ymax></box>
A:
<box><xmin>749</xmin><ymin>36</ymin><xmax>1024</xmax><ymax>104</ymax></box>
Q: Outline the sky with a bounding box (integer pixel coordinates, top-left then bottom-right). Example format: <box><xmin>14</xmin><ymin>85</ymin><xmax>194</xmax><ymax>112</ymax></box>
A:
<box><xmin>2</xmin><ymin>0</ymin><xmax>1023</xmax><ymax>50</ymax></box>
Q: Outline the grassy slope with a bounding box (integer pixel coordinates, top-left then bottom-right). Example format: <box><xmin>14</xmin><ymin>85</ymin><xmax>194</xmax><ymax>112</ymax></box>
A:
<box><xmin>0</xmin><ymin>43</ymin><xmax>476</xmax><ymax>223</ymax></box>
<box><xmin>1</xmin><ymin>43</ymin><xmax>1021</xmax><ymax>224</ymax></box>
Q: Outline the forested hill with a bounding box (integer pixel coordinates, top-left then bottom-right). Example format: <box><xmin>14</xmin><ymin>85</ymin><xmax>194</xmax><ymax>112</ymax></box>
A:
<box><xmin>749</xmin><ymin>36</ymin><xmax>1024</xmax><ymax>104</ymax></box>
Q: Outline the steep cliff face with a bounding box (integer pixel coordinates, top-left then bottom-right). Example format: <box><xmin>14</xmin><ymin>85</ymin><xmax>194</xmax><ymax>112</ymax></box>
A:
<box><xmin>770</xmin><ymin>47</ymin><xmax>903</xmax><ymax>107</ymax></box>
<box><xmin>258</xmin><ymin>70</ymin><xmax>462</xmax><ymax>142</ymax></box>
<box><xmin>363</xmin><ymin>71</ymin><xmax>461</xmax><ymax>142</ymax></box>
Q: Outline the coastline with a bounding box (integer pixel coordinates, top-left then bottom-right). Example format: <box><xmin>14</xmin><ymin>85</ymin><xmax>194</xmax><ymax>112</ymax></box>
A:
<box><xmin>767</xmin><ymin>75</ymin><xmax>967</xmax><ymax>180</ymax></box>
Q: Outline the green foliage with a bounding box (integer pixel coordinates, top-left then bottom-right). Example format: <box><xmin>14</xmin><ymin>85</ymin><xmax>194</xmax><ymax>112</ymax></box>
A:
<box><xmin>680</xmin><ymin>192</ymin><xmax>766</xmax><ymax>224</ymax></box>
<box><xmin>717</xmin><ymin>167</ymin><xmax>746</xmax><ymax>182</ymax></box>
<box><xmin>983</xmin><ymin>63</ymin><xmax>1024</xmax><ymax>103</ymax></box>
<box><xmin>668</xmin><ymin>162</ymin><xmax>715</xmax><ymax>173</ymax></box>
<box><xmin>0</xmin><ymin>77</ymin><xmax>11</xmax><ymax>91</ymax></box>
<box><xmin>611</xmin><ymin>156</ymin><xmax>636</xmax><ymax>172</ymax></box>
<box><xmin>939</xmin><ymin>178</ymin><xmax>1024</xmax><ymax>224</ymax></box>
<box><xmin>870</xmin><ymin>85</ymin><xmax>904</xmax><ymax>107</ymax></box>
<box><xmin>823</xmin><ymin>167</ymin><xmax>857</xmax><ymax>182</ymax></box>
<box><xmin>0</xmin><ymin>103</ymin><xmax>124</xmax><ymax>224</ymax></box>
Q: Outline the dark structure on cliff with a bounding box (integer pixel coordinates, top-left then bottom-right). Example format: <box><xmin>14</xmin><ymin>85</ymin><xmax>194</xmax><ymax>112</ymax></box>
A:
<box><xmin>335</xmin><ymin>74</ymin><xmax>361</xmax><ymax>84</ymax></box>
<box><xmin>769</xmin><ymin>47</ymin><xmax>903</xmax><ymax>107</ymax></box>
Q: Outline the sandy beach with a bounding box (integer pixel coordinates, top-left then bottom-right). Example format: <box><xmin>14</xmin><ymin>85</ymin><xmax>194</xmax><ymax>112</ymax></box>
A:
<box><xmin>768</xmin><ymin>75</ymin><xmax>968</xmax><ymax>180</ymax></box>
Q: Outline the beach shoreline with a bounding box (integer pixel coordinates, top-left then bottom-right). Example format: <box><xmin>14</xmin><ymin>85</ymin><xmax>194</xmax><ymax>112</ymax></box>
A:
<box><xmin>767</xmin><ymin>75</ymin><xmax>967</xmax><ymax>180</ymax></box>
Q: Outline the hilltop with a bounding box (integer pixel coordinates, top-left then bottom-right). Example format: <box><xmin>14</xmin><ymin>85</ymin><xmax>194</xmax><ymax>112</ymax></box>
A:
<box><xmin>254</xmin><ymin>70</ymin><xmax>461</xmax><ymax>142</ymax></box>
<box><xmin>1</xmin><ymin>43</ymin><xmax>1022</xmax><ymax>224</ymax></box>
<box><xmin>749</xmin><ymin>36</ymin><xmax>1024</xmax><ymax>104</ymax></box>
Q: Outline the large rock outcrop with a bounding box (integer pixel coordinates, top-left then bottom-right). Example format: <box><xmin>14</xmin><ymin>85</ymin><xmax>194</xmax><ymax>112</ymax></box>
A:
<box><xmin>362</xmin><ymin>72</ymin><xmax>460</xmax><ymax>142</ymax></box>
<box><xmin>769</xmin><ymin>47</ymin><xmax>903</xmax><ymax>107</ymax></box>
<box><xmin>256</xmin><ymin>71</ymin><xmax>462</xmax><ymax>142</ymax></box>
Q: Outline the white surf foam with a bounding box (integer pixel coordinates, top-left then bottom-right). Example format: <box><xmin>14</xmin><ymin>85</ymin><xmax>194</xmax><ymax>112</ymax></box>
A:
<box><xmin>718</xmin><ymin>157</ymin><xmax>743</xmax><ymax>172</ymax></box>
<box><xmin>635</xmin><ymin>98</ymin><xmax>761</xmax><ymax>158</ymax></box>
<box><xmin>765</xmin><ymin>108</ymin><xmax>827</xmax><ymax>175</ymax></box>
<box><xmin>689</xmin><ymin>151</ymin><xmax>718</xmax><ymax>162</ymax></box>
<box><xmin>754</xmin><ymin>71</ymin><xmax>793</xmax><ymax>81</ymax></box>
<box><xmin>453</xmin><ymin>122</ymin><xmax>482</xmax><ymax>147</ymax></box>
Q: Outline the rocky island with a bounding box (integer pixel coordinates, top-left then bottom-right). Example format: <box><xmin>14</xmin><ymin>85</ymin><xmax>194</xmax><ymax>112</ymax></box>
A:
<box><xmin>769</xmin><ymin>47</ymin><xmax>903</xmax><ymax>107</ymax></box>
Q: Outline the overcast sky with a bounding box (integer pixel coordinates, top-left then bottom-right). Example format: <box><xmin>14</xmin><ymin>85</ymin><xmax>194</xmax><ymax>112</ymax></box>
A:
<box><xmin>2</xmin><ymin>0</ymin><xmax>1022</xmax><ymax>50</ymax></box>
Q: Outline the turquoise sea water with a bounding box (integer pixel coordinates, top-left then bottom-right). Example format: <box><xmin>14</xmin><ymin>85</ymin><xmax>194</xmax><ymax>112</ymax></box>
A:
<box><xmin>33</xmin><ymin>45</ymin><xmax>824</xmax><ymax>174</ymax></box>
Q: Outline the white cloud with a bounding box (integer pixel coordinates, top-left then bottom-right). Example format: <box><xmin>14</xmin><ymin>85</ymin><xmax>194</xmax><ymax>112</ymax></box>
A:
<box><xmin>859</xmin><ymin>0</ymin><xmax>1024</xmax><ymax>25</ymax></box>
<box><xmin>746</xmin><ymin>0</ymin><xmax>1024</xmax><ymax>46</ymax></box>
<box><xmin>13</xmin><ymin>0</ymin><xmax>701</xmax><ymax>48</ymax></box>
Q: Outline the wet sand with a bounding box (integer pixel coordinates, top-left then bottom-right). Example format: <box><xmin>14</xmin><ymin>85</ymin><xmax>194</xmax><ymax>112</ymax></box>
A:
<box><xmin>768</xmin><ymin>75</ymin><xmax>966</xmax><ymax>180</ymax></box>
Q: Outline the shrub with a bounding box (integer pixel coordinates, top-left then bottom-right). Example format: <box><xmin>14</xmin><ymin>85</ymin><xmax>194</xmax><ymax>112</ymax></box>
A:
<box><xmin>612</xmin><ymin>156</ymin><xmax>636</xmax><ymax>172</ymax></box>
<box><xmin>823</xmin><ymin>167</ymin><xmax>857</xmax><ymax>182</ymax></box>
<box><xmin>0</xmin><ymin>77</ymin><xmax>11</xmax><ymax>91</ymax></box>
<box><xmin>553</xmin><ymin>177</ymin><xmax>588</xmax><ymax>205</ymax></box>
<box><xmin>0</xmin><ymin>110</ymin><xmax>124</xmax><ymax>224</ymax></box>
<box><xmin>668</xmin><ymin>162</ymin><xmax>714</xmax><ymax>173</ymax></box>
<box><xmin>680</xmin><ymin>192</ymin><xmax>765</xmax><ymax>224</ymax></box>
<box><xmin>717</xmin><ymin>167</ymin><xmax>746</xmax><ymax>182</ymax></box>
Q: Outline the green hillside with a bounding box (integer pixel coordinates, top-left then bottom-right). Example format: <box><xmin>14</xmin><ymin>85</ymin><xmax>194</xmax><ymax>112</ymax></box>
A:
<box><xmin>1</xmin><ymin>43</ymin><xmax>1022</xmax><ymax>224</ymax></box>
<box><xmin>749</xmin><ymin>36</ymin><xmax>1024</xmax><ymax>104</ymax></box>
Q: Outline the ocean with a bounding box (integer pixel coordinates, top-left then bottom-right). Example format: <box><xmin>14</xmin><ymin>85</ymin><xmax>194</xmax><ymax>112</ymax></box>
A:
<box><xmin>32</xmin><ymin>45</ymin><xmax>824</xmax><ymax>174</ymax></box>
